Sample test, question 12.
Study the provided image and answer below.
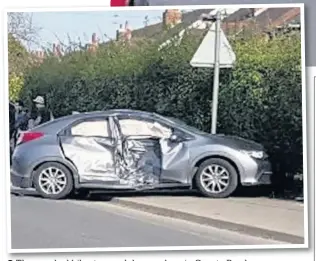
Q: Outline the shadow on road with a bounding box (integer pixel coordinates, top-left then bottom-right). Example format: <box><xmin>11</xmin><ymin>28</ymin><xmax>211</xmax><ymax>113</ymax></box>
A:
<box><xmin>11</xmin><ymin>185</ymin><xmax>276</xmax><ymax>202</ymax></box>
<box><xmin>85</xmin><ymin>186</ymin><xmax>274</xmax><ymax>199</ymax></box>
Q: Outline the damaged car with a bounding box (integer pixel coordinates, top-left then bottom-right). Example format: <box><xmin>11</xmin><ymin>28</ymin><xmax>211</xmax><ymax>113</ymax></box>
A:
<box><xmin>11</xmin><ymin>109</ymin><xmax>272</xmax><ymax>199</ymax></box>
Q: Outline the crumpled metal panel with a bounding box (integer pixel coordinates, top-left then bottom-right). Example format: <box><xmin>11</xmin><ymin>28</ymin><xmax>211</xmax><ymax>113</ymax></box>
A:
<box><xmin>60</xmin><ymin>136</ymin><xmax>118</xmax><ymax>182</ymax></box>
<box><xmin>60</xmin><ymin>116</ymin><xmax>188</xmax><ymax>188</ymax></box>
<box><xmin>116</xmin><ymin>137</ymin><xmax>161</xmax><ymax>189</ymax></box>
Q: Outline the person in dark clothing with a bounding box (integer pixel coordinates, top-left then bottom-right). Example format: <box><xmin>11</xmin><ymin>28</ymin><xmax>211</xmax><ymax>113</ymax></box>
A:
<box><xmin>10</xmin><ymin>100</ymin><xmax>30</xmax><ymax>154</ymax></box>
<box><xmin>9</xmin><ymin>102</ymin><xmax>16</xmax><ymax>165</ymax></box>
<box><xmin>29</xmin><ymin>96</ymin><xmax>53</xmax><ymax>128</ymax></box>
<box><xmin>9</xmin><ymin>102</ymin><xmax>16</xmax><ymax>140</ymax></box>
<box><xmin>15</xmin><ymin>108</ymin><xmax>30</xmax><ymax>131</ymax></box>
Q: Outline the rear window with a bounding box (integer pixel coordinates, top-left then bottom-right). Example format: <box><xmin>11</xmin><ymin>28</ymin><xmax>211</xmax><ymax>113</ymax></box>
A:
<box><xmin>70</xmin><ymin>119</ymin><xmax>109</xmax><ymax>137</ymax></box>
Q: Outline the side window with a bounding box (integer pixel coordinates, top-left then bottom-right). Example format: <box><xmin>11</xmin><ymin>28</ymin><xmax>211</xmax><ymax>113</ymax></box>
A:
<box><xmin>70</xmin><ymin>118</ymin><xmax>109</xmax><ymax>137</ymax></box>
<box><xmin>119</xmin><ymin>118</ymin><xmax>172</xmax><ymax>138</ymax></box>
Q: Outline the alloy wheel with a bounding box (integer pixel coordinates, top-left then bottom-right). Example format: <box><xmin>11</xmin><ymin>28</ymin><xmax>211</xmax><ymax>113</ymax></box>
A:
<box><xmin>200</xmin><ymin>164</ymin><xmax>230</xmax><ymax>194</ymax></box>
<box><xmin>38</xmin><ymin>167</ymin><xmax>67</xmax><ymax>195</ymax></box>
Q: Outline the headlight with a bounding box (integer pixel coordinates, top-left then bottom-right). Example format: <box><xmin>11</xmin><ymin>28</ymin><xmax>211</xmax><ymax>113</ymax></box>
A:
<box><xmin>240</xmin><ymin>150</ymin><xmax>265</xmax><ymax>159</ymax></box>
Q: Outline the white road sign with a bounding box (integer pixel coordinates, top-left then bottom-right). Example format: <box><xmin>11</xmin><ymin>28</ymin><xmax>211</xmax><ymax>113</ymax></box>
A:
<box><xmin>190</xmin><ymin>22</ymin><xmax>236</xmax><ymax>68</ymax></box>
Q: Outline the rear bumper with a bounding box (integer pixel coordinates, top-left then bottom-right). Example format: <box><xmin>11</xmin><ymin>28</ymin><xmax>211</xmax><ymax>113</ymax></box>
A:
<box><xmin>11</xmin><ymin>169</ymin><xmax>32</xmax><ymax>188</ymax></box>
<box><xmin>10</xmin><ymin>145</ymin><xmax>36</xmax><ymax>189</ymax></box>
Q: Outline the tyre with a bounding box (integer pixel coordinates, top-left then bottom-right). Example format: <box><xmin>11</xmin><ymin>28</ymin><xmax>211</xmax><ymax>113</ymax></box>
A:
<box><xmin>33</xmin><ymin>162</ymin><xmax>74</xmax><ymax>199</ymax></box>
<box><xmin>195</xmin><ymin>158</ymin><xmax>238</xmax><ymax>198</ymax></box>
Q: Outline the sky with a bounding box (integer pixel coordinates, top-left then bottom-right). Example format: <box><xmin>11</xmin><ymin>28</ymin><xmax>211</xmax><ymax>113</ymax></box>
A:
<box><xmin>27</xmin><ymin>9</ymin><xmax>167</xmax><ymax>50</ymax></box>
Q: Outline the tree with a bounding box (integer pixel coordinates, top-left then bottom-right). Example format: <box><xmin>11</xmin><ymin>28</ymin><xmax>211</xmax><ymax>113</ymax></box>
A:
<box><xmin>7</xmin><ymin>12</ymin><xmax>40</xmax><ymax>101</ymax></box>
<box><xmin>7</xmin><ymin>12</ymin><xmax>40</xmax><ymax>48</ymax></box>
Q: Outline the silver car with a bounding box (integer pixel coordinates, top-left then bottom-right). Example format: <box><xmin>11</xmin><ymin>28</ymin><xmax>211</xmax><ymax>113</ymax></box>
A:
<box><xmin>11</xmin><ymin>109</ymin><xmax>272</xmax><ymax>199</ymax></box>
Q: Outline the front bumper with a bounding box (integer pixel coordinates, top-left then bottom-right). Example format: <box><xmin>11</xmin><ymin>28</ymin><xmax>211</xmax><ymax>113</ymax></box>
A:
<box><xmin>241</xmin><ymin>159</ymin><xmax>273</xmax><ymax>186</ymax></box>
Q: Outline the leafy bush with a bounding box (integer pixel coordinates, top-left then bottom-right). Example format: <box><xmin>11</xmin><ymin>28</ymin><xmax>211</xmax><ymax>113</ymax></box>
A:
<box><xmin>9</xmin><ymin>73</ymin><xmax>24</xmax><ymax>101</ymax></box>
<box><xmin>20</xmin><ymin>31</ymin><xmax>302</xmax><ymax>192</ymax></box>
<box><xmin>8</xmin><ymin>33</ymin><xmax>34</xmax><ymax>102</ymax></box>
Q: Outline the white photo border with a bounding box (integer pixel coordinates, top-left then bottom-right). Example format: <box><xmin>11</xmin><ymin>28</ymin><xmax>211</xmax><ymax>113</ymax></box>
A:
<box><xmin>3</xmin><ymin>3</ymin><xmax>309</xmax><ymax>254</ymax></box>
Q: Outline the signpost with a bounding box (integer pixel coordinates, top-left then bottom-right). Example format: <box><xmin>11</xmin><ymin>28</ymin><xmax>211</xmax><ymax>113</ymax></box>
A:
<box><xmin>211</xmin><ymin>11</ymin><xmax>221</xmax><ymax>135</ymax></box>
<box><xmin>190</xmin><ymin>10</ymin><xmax>236</xmax><ymax>134</ymax></box>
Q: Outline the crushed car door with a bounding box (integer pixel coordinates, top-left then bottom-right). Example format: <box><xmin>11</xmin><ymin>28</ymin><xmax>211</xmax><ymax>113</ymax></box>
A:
<box><xmin>116</xmin><ymin>116</ymin><xmax>190</xmax><ymax>186</ymax></box>
<box><xmin>59</xmin><ymin>116</ymin><xmax>119</xmax><ymax>183</ymax></box>
<box><xmin>115</xmin><ymin>116</ymin><xmax>164</xmax><ymax>188</ymax></box>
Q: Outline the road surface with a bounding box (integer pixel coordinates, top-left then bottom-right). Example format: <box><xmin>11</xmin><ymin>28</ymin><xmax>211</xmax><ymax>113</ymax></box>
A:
<box><xmin>11</xmin><ymin>193</ymin><xmax>284</xmax><ymax>250</ymax></box>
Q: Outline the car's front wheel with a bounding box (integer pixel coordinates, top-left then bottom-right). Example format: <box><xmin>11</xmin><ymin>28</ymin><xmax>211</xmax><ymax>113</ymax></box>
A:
<box><xmin>195</xmin><ymin>158</ymin><xmax>238</xmax><ymax>198</ymax></box>
<box><xmin>34</xmin><ymin>162</ymin><xmax>74</xmax><ymax>200</ymax></box>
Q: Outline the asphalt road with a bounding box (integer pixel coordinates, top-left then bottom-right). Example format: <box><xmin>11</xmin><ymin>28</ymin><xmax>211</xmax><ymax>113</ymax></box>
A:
<box><xmin>11</xmin><ymin>193</ymin><xmax>284</xmax><ymax>250</ymax></box>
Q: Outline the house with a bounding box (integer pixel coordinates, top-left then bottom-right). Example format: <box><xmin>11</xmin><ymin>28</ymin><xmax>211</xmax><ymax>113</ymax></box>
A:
<box><xmin>221</xmin><ymin>7</ymin><xmax>301</xmax><ymax>36</ymax></box>
<box><xmin>32</xmin><ymin>7</ymin><xmax>301</xmax><ymax>62</ymax></box>
<box><xmin>119</xmin><ymin>7</ymin><xmax>301</xmax><ymax>46</ymax></box>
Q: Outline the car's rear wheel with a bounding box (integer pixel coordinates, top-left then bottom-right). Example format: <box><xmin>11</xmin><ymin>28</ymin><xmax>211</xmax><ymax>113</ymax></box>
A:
<box><xmin>195</xmin><ymin>158</ymin><xmax>238</xmax><ymax>198</ymax></box>
<box><xmin>34</xmin><ymin>162</ymin><xmax>74</xmax><ymax>200</ymax></box>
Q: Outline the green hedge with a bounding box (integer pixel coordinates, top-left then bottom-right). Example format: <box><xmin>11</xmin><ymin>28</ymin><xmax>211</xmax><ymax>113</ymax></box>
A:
<box><xmin>21</xmin><ymin>32</ymin><xmax>302</xmax><ymax>192</ymax></box>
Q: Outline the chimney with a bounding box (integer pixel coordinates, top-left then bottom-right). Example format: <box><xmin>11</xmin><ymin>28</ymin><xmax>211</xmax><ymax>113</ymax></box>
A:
<box><xmin>116</xmin><ymin>24</ymin><xmax>125</xmax><ymax>40</ymax></box>
<box><xmin>87</xmin><ymin>33</ymin><xmax>99</xmax><ymax>52</ymax></box>
<box><xmin>92</xmin><ymin>33</ymin><xmax>98</xmax><ymax>45</ymax></box>
<box><xmin>163</xmin><ymin>9</ymin><xmax>182</xmax><ymax>29</ymax></box>
<box><xmin>116</xmin><ymin>22</ymin><xmax>132</xmax><ymax>41</ymax></box>
<box><xmin>55</xmin><ymin>44</ymin><xmax>62</xmax><ymax>57</ymax></box>
<box><xmin>34</xmin><ymin>50</ymin><xmax>45</xmax><ymax>64</ymax></box>
<box><xmin>124</xmin><ymin>21</ymin><xmax>132</xmax><ymax>41</ymax></box>
<box><xmin>53</xmin><ymin>43</ymin><xmax>58</xmax><ymax>56</ymax></box>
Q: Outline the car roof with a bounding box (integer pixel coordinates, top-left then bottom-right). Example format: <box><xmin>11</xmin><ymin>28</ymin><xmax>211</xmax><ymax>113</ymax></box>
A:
<box><xmin>46</xmin><ymin>109</ymin><xmax>155</xmax><ymax>121</ymax></box>
<box><xmin>33</xmin><ymin>109</ymin><xmax>158</xmax><ymax>134</ymax></box>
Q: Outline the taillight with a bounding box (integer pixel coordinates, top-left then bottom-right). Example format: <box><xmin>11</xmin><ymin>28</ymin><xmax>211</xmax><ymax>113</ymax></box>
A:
<box><xmin>16</xmin><ymin>131</ymin><xmax>44</xmax><ymax>145</ymax></box>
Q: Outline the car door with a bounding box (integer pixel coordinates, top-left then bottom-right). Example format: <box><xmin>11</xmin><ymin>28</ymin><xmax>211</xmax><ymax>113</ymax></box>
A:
<box><xmin>116</xmin><ymin>115</ymin><xmax>190</xmax><ymax>185</ymax></box>
<box><xmin>115</xmin><ymin>115</ymin><xmax>163</xmax><ymax>187</ymax></box>
<box><xmin>59</xmin><ymin>116</ymin><xmax>119</xmax><ymax>183</ymax></box>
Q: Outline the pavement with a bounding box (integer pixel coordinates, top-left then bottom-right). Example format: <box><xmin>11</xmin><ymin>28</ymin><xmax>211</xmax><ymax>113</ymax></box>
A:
<box><xmin>11</xmin><ymin>193</ymin><xmax>285</xmax><ymax>250</ymax></box>
<box><xmin>107</xmin><ymin>192</ymin><xmax>305</xmax><ymax>243</ymax></box>
<box><xmin>10</xmin><ymin>188</ymin><xmax>305</xmax><ymax>249</ymax></box>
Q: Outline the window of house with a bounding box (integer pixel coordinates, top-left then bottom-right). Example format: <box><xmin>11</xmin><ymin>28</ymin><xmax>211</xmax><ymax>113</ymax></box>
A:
<box><xmin>71</xmin><ymin>119</ymin><xmax>109</xmax><ymax>137</ymax></box>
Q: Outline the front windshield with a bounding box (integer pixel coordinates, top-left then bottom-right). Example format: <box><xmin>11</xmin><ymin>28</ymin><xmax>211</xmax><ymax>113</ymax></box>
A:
<box><xmin>163</xmin><ymin>116</ymin><xmax>208</xmax><ymax>135</ymax></box>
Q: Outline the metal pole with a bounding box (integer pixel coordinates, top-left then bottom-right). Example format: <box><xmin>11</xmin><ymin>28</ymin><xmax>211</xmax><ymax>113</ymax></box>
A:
<box><xmin>211</xmin><ymin>11</ymin><xmax>221</xmax><ymax>134</ymax></box>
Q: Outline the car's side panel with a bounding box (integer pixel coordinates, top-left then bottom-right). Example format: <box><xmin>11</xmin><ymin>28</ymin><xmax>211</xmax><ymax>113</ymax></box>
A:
<box><xmin>190</xmin><ymin>150</ymin><xmax>245</xmax><ymax>178</ymax></box>
<box><xmin>11</xmin><ymin>134</ymin><xmax>73</xmax><ymax>187</ymax></box>
<box><xmin>28</xmin><ymin>156</ymin><xmax>80</xmax><ymax>187</ymax></box>
<box><xmin>58</xmin><ymin>115</ymin><xmax>165</xmax><ymax>188</ymax></box>
<box><xmin>159</xmin><ymin>139</ymin><xmax>191</xmax><ymax>184</ymax></box>
<box><xmin>188</xmin><ymin>142</ymin><xmax>261</xmax><ymax>184</ymax></box>
<box><xmin>59</xmin><ymin>135</ymin><xmax>118</xmax><ymax>183</ymax></box>
<box><xmin>59</xmin><ymin>116</ymin><xmax>119</xmax><ymax>183</ymax></box>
